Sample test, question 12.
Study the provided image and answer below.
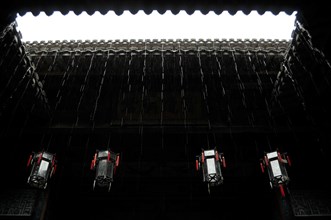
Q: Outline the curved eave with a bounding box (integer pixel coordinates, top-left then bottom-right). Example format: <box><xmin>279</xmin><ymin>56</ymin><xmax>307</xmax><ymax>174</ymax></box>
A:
<box><xmin>4</xmin><ymin>0</ymin><xmax>303</xmax><ymax>17</ymax></box>
<box><xmin>16</xmin><ymin>9</ymin><xmax>298</xmax><ymax>17</ymax></box>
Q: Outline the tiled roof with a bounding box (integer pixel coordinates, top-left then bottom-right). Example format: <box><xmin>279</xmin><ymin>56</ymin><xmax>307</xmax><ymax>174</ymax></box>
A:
<box><xmin>25</xmin><ymin>39</ymin><xmax>290</xmax><ymax>54</ymax></box>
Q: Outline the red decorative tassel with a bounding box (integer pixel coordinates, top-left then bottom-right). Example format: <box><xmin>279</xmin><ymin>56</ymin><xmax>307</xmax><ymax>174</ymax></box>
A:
<box><xmin>222</xmin><ymin>156</ymin><xmax>226</xmax><ymax>168</ymax></box>
<box><xmin>279</xmin><ymin>184</ymin><xmax>285</xmax><ymax>197</ymax></box>
<box><xmin>116</xmin><ymin>155</ymin><xmax>120</xmax><ymax>166</ymax></box>
<box><xmin>260</xmin><ymin>162</ymin><xmax>264</xmax><ymax>173</ymax></box>
<box><xmin>264</xmin><ymin>156</ymin><xmax>269</xmax><ymax>166</ymax></box>
<box><xmin>287</xmin><ymin>155</ymin><xmax>292</xmax><ymax>166</ymax></box>
<box><xmin>37</xmin><ymin>153</ymin><xmax>42</xmax><ymax>164</ymax></box>
<box><xmin>27</xmin><ymin>155</ymin><xmax>32</xmax><ymax>167</ymax></box>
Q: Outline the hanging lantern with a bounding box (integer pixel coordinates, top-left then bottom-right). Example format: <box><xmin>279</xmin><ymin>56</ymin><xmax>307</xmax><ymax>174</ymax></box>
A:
<box><xmin>26</xmin><ymin>151</ymin><xmax>57</xmax><ymax>189</ymax></box>
<box><xmin>196</xmin><ymin>148</ymin><xmax>226</xmax><ymax>192</ymax></box>
<box><xmin>90</xmin><ymin>148</ymin><xmax>120</xmax><ymax>192</ymax></box>
<box><xmin>260</xmin><ymin>150</ymin><xmax>291</xmax><ymax>197</ymax></box>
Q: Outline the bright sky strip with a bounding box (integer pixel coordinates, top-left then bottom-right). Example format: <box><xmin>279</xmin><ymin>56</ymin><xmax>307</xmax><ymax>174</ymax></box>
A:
<box><xmin>15</xmin><ymin>10</ymin><xmax>297</xmax><ymax>42</ymax></box>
